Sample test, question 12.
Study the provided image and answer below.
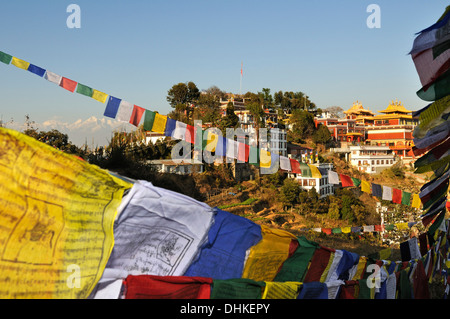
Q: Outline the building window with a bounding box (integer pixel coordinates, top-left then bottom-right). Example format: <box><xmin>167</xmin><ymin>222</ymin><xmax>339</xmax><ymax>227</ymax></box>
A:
<box><xmin>309</xmin><ymin>180</ymin><xmax>316</xmax><ymax>186</ymax></box>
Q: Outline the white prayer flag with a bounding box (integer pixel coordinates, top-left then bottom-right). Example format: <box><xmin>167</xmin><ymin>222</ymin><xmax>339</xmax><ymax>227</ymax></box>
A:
<box><xmin>116</xmin><ymin>101</ymin><xmax>134</xmax><ymax>122</ymax></box>
<box><xmin>44</xmin><ymin>71</ymin><xmax>62</xmax><ymax>85</ymax></box>
<box><xmin>328</xmin><ymin>170</ymin><xmax>340</xmax><ymax>184</ymax></box>
<box><xmin>172</xmin><ymin>121</ymin><xmax>187</xmax><ymax>140</ymax></box>
<box><xmin>382</xmin><ymin>186</ymin><xmax>392</xmax><ymax>201</ymax></box>
<box><xmin>279</xmin><ymin>156</ymin><xmax>291</xmax><ymax>171</ymax></box>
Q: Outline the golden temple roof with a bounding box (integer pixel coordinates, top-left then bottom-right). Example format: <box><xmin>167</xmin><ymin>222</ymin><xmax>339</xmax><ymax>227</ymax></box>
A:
<box><xmin>379</xmin><ymin>99</ymin><xmax>412</xmax><ymax>114</ymax></box>
<box><xmin>344</xmin><ymin>101</ymin><xmax>375</xmax><ymax>116</ymax></box>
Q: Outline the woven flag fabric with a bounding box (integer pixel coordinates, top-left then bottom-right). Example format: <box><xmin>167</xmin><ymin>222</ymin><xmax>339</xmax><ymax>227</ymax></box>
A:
<box><xmin>382</xmin><ymin>186</ymin><xmax>393</xmax><ymax>201</ymax></box>
<box><xmin>204</xmin><ymin>131</ymin><xmax>219</xmax><ymax>152</ymax></box>
<box><xmin>372</xmin><ymin>183</ymin><xmax>382</xmax><ymax>197</ymax></box>
<box><xmin>297</xmin><ymin>282</ymin><xmax>328</xmax><ymax>299</ymax></box>
<box><xmin>401</xmin><ymin>191</ymin><xmax>412</xmax><ymax>206</ymax></box>
<box><xmin>0</xmin><ymin>127</ymin><xmax>132</xmax><ymax>298</ymax></box>
<box><xmin>392</xmin><ymin>188</ymin><xmax>402</xmax><ymax>204</ymax></box>
<box><xmin>151</xmin><ymin>113</ymin><xmax>167</xmax><ymax>134</ymax></box>
<box><xmin>361</xmin><ymin>180</ymin><xmax>371</xmax><ymax>193</ymax></box>
<box><xmin>116</xmin><ymin>100</ymin><xmax>134</xmax><ymax>122</ymax></box>
<box><xmin>411</xmin><ymin>193</ymin><xmax>422</xmax><ymax>208</ymax></box>
<box><xmin>259</xmin><ymin>149</ymin><xmax>271</xmax><ymax>168</ymax></box>
<box><xmin>99</xmin><ymin>180</ymin><xmax>214</xmax><ymax>283</ymax></box>
<box><xmin>242</xmin><ymin>225</ymin><xmax>297</xmax><ymax>282</ymax></box>
<box><xmin>76</xmin><ymin>83</ymin><xmax>93</xmax><ymax>97</ymax></box>
<box><xmin>164</xmin><ymin>118</ymin><xmax>176</xmax><ymax>137</ymax></box>
<box><xmin>92</xmin><ymin>89</ymin><xmax>108</xmax><ymax>103</ymax></box>
<box><xmin>274</xmin><ymin>236</ymin><xmax>319</xmax><ymax>282</ymax></box>
<box><xmin>279</xmin><ymin>156</ymin><xmax>291</xmax><ymax>171</ymax></box>
<box><xmin>262</xmin><ymin>281</ymin><xmax>302</xmax><ymax>299</ymax></box>
<box><xmin>0</xmin><ymin>51</ymin><xmax>12</xmax><ymax>64</ymax></box>
<box><xmin>27</xmin><ymin>64</ymin><xmax>46</xmax><ymax>77</ymax></box>
<box><xmin>59</xmin><ymin>77</ymin><xmax>77</xmax><ymax>92</ymax></box>
<box><xmin>308</xmin><ymin>164</ymin><xmax>322</xmax><ymax>178</ymax></box>
<box><xmin>124</xmin><ymin>275</ymin><xmax>213</xmax><ymax>299</ymax></box>
<box><xmin>238</xmin><ymin>142</ymin><xmax>250</xmax><ymax>163</ymax></box>
<box><xmin>185</xmin><ymin>124</ymin><xmax>195</xmax><ymax>144</ymax></box>
<box><xmin>303</xmin><ymin>246</ymin><xmax>335</xmax><ymax>282</ymax></box>
<box><xmin>290</xmin><ymin>159</ymin><xmax>302</xmax><ymax>174</ymax></box>
<box><xmin>340</xmin><ymin>175</ymin><xmax>354</xmax><ymax>187</ymax></box>
<box><xmin>248</xmin><ymin>146</ymin><xmax>259</xmax><ymax>165</ymax></box>
<box><xmin>184</xmin><ymin>209</ymin><xmax>262</xmax><ymax>280</ymax></box>
<box><xmin>104</xmin><ymin>96</ymin><xmax>121</xmax><ymax>119</ymax></box>
<box><xmin>411</xmin><ymin>46</ymin><xmax>450</xmax><ymax>90</ymax></box>
<box><xmin>11</xmin><ymin>57</ymin><xmax>30</xmax><ymax>70</ymax></box>
<box><xmin>172</xmin><ymin>121</ymin><xmax>187</xmax><ymax>140</ymax></box>
<box><xmin>129</xmin><ymin>105</ymin><xmax>145</xmax><ymax>127</ymax></box>
<box><xmin>328</xmin><ymin>170</ymin><xmax>339</xmax><ymax>184</ymax></box>
<box><xmin>143</xmin><ymin>110</ymin><xmax>156</xmax><ymax>131</ymax></box>
<box><xmin>211</xmin><ymin>278</ymin><xmax>265</xmax><ymax>299</ymax></box>
<box><xmin>44</xmin><ymin>70</ymin><xmax>62</xmax><ymax>85</ymax></box>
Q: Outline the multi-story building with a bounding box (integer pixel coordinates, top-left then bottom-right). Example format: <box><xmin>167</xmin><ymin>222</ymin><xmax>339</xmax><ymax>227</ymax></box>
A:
<box><xmin>348</xmin><ymin>145</ymin><xmax>396</xmax><ymax>174</ymax></box>
<box><xmin>288</xmin><ymin>163</ymin><xmax>335</xmax><ymax>199</ymax></box>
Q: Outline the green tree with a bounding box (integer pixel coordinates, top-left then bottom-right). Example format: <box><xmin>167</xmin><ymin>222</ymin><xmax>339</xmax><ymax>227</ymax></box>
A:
<box><xmin>313</xmin><ymin>124</ymin><xmax>332</xmax><ymax>145</ymax></box>
<box><xmin>280</xmin><ymin>178</ymin><xmax>300</xmax><ymax>206</ymax></box>
<box><xmin>218</xmin><ymin>102</ymin><xmax>239</xmax><ymax>134</ymax></box>
<box><xmin>167</xmin><ymin>82</ymin><xmax>200</xmax><ymax>119</ymax></box>
<box><xmin>328</xmin><ymin>197</ymin><xmax>341</xmax><ymax>219</ymax></box>
<box><xmin>288</xmin><ymin>109</ymin><xmax>316</xmax><ymax>142</ymax></box>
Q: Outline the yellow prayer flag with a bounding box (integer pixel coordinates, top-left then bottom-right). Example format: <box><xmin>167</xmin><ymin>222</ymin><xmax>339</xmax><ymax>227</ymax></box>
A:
<box><xmin>262</xmin><ymin>281</ymin><xmax>302</xmax><ymax>299</ymax></box>
<box><xmin>205</xmin><ymin>131</ymin><xmax>218</xmax><ymax>152</ymax></box>
<box><xmin>341</xmin><ymin>227</ymin><xmax>351</xmax><ymax>234</ymax></box>
<box><xmin>379</xmin><ymin>248</ymin><xmax>392</xmax><ymax>260</ymax></box>
<box><xmin>361</xmin><ymin>180</ymin><xmax>371</xmax><ymax>193</ymax></box>
<box><xmin>242</xmin><ymin>225</ymin><xmax>296</xmax><ymax>282</ymax></box>
<box><xmin>151</xmin><ymin>113</ymin><xmax>167</xmax><ymax>134</ymax></box>
<box><xmin>352</xmin><ymin>256</ymin><xmax>367</xmax><ymax>280</ymax></box>
<box><xmin>11</xmin><ymin>57</ymin><xmax>30</xmax><ymax>70</ymax></box>
<box><xmin>260</xmin><ymin>149</ymin><xmax>272</xmax><ymax>168</ymax></box>
<box><xmin>411</xmin><ymin>193</ymin><xmax>421</xmax><ymax>209</ymax></box>
<box><xmin>395</xmin><ymin>222</ymin><xmax>409</xmax><ymax>230</ymax></box>
<box><xmin>0</xmin><ymin>128</ymin><xmax>132</xmax><ymax>298</ymax></box>
<box><xmin>92</xmin><ymin>89</ymin><xmax>108</xmax><ymax>103</ymax></box>
<box><xmin>308</xmin><ymin>164</ymin><xmax>322</xmax><ymax>178</ymax></box>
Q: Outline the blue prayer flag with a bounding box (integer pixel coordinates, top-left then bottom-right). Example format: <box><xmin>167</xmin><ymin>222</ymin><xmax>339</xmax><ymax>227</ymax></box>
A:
<box><xmin>164</xmin><ymin>118</ymin><xmax>177</xmax><ymax>137</ymax></box>
<box><xmin>104</xmin><ymin>96</ymin><xmax>121</xmax><ymax>118</ymax></box>
<box><xmin>27</xmin><ymin>64</ymin><xmax>46</xmax><ymax>77</ymax></box>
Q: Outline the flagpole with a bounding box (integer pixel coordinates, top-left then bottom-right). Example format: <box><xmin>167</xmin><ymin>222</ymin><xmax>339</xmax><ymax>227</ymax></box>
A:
<box><xmin>240</xmin><ymin>61</ymin><xmax>243</xmax><ymax>96</ymax></box>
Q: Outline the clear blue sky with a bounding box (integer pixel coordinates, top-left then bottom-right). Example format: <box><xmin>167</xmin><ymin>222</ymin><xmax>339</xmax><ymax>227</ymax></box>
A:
<box><xmin>0</xmin><ymin>0</ymin><xmax>448</xmax><ymax>126</ymax></box>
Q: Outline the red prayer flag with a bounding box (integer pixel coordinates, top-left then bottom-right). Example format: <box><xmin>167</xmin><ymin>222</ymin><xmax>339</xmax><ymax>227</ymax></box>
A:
<box><xmin>129</xmin><ymin>105</ymin><xmax>145</xmax><ymax>126</ymax></box>
<box><xmin>60</xmin><ymin>77</ymin><xmax>77</xmax><ymax>92</ymax></box>
<box><xmin>340</xmin><ymin>174</ymin><xmax>354</xmax><ymax>187</ymax></box>
<box><xmin>124</xmin><ymin>275</ymin><xmax>213</xmax><ymax>299</ymax></box>
<box><xmin>289</xmin><ymin>159</ymin><xmax>302</xmax><ymax>174</ymax></box>
<box><xmin>303</xmin><ymin>246</ymin><xmax>335</xmax><ymax>282</ymax></box>
<box><xmin>185</xmin><ymin>124</ymin><xmax>195</xmax><ymax>144</ymax></box>
<box><xmin>392</xmin><ymin>188</ymin><xmax>402</xmax><ymax>204</ymax></box>
<box><xmin>238</xmin><ymin>142</ymin><xmax>250</xmax><ymax>162</ymax></box>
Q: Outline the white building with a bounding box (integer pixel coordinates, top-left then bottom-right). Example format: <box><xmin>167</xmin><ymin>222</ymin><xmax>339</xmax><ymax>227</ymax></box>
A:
<box><xmin>147</xmin><ymin>159</ymin><xmax>203</xmax><ymax>175</ymax></box>
<box><xmin>348</xmin><ymin>145</ymin><xmax>396</xmax><ymax>174</ymax></box>
<box><xmin>288</xmin><ymin>163</ymin><xmax>335</xmax><ymax>199</ymax></box>
<box><xmin>269</xmin><ymin>128</ymin><xmax>288</xmax><ymax>157</ymax></box>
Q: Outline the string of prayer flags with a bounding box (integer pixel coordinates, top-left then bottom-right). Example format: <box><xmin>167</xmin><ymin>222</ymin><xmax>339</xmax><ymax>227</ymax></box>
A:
<box><xmin>44</xmin><ymin>70</ymin><xmax>62</xmax><ymax>85</ymax></box>
<box><xmin>27</xmin><ymin>64</ymin><xmax>46</xmax><ymax>77</ymax></box>
<box><xmin>116</xmin><ymin>100</ymin><xmax>134</xmax><ymax>122</ymax></box>
<box><xmin>92</xmin><ymin>89</ymin><xmax>108</xmax><ymax>103</ymax></box>
<box><xmin>60</xmin><ymin>77</ymin><xmax>77</xmax><ymax>92</ymax></box>
<box><xmin>76</xmin><ymin>83</ymin><xmax>94</xmax><ymax>97</ymax></box>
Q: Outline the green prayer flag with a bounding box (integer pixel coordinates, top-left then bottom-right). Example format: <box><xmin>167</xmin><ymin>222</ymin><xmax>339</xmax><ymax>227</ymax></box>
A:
<box><xmin>0</xmin><ymin>51</ymin><xmax>12</xmax><ymax>65</ymax></box>
<box><xmin>211</xmin><ymin>278</ymin><xmax>265</xmax><ymax>299</ymax></box>
<box><xmin>76</xmin><ymin>83</ymin><xmax>93</xmax><ymax>97</ymax></box>
<box><xmin>249</xmin><ymin>146</ymin><xmax>260</xmax><ymax>165</ymax></box>
<box><xmin>299</xmin><ymin>163</ymin><xmax>312</xmax><ymax>177</ymax></box>
<box><xmin>351</xmin><ymin>177</ymin><xmax>361</xmax><ymax>187</ymax></box>
<box><xmin>385</xmin><ymin>224</ymin><xmax>395</xmax><ymax>231</ymax></box>
<box><xmin>274</xmin><ymin>236</ymin><xmax>319</xmax><ymax>282</ymax></box>
<box><xmin>332</xmin><ymin>228</ymin><xmax>342</xmax><ymax>234</ymax></box>
<box><xmin>398</xmin><ymin>269</ymin><xmax>412</xmax><ymax>299</ymax></box>
<box><xmin>143</xmin><ymin>110</ymin><xmax>156</xmax><ymax>131</ymax></box>
<box><xmin>417</xmin><ymin>69</ymin><xmax>450</xmax><ymax>102</ymax></box>
<box><xmin>401</xmin><ymin>192</ymin><xmax>412</xmax><ymax>206</ymax></box>
<box><xmin>427</xmin><ymin>210</ymin><xmax>446</xmax><ymax>238</ymax></box>
<box><xmin>357</xmin><ymin>279</ymin><xmax>372</xmax><ymax>299</ymax></box>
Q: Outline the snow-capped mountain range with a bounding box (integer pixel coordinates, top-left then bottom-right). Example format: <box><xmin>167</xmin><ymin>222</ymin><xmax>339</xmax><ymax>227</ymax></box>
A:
<box><xmin>6</xmin><ymin>116</ymin><xmax>136</xmax><ymax>148</ymax></box>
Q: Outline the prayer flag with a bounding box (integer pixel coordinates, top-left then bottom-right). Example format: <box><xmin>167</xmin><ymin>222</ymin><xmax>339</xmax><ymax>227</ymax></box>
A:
<box><xmin>143</xmin><ymin>110</ymin><xmax>156</xmax><ymax>131</ymax></box>
<box><xmin>44</xmin><ymin>70</ymin><xmax>62</xmax><ymax>85</ymax></box>
<box><xmin>0</xmin><ymin>127</ymin><xmax>131</xmax><ymax>298</ymax></box>
<box><xmin>242</xmin><ymin>225</ymin><xmax>296</xmax><ymax>282</ymax></box>
<box><xmin>214</xmin><ymin>136</ymin><xmax>227</xmax><ymax>157</ymax></box>
<box><xmin>299</xmin><ymin>163</ymin><xmax>312</xmax><ymax>177</ymax></box>
<box><xmin>102</xmin><ymin>180</ymin><xmax>214</xmax><ymax>279</ymax></box>
<box><xmin>185</xmin><ymin>124</ymin><xmax>195</xmax><ymax>144</ymax></box>
<box><xmin>260</xmin><ymin>149</ymin><xmax>271</xmax><ymax>168</ymax></box>
<box><xmin>411</xmin><ymin>45</ymin><xmax>450</xmax><ymax>90</ymax></box>
<box><xmin>289</xmin><ymin>159</ymin><xmax>302</xmax><ymax>174</ymax></box>
<box><xmin>60</xmin><ymin>77</ymin><xmax>77</xmax><ymax>92</ymax></box>
<box><xmin>116</xmin><ymin>100</ymin><xmax>134</xmax><ymax>122</ymax></box>
<box><xmin>151</xmin><ymin>113</ymin><xmax>167</xmax><ymax>134</ymax></box>
<box><xmin>0</xmin><ymin>51</ymin><xmax>12</xmax><ymax>64</ymax></box>
<box><xmin>226</xmin><ymin>139</ymin><xmax>239</xmax><ymax>160</ymax></box>
<box><xmin>27</xmin><ymin>64</ymin><xmax>46</xmax><ymax>77</ymax></box>
<box><xmin>172</xmin><ymin>121</ymin><xmax>187</xmax><ymax>140</ymax></box>
<box><xmin>308</xmin><ymin>164</ymin><xmax>322</xmax><ymax>178</ymax></box>
<box><xmin>328</xmin><ymin>170</ymin><xmax>340</xmax><ymax>184</ymax></box>
<box><xmin>392</xmin><ymin>188</ymin><xmax>402</xmax><ymax>204</ymax></box>
<box><xmin>76</xmin><ymin>83</ymin><xmax>93</xmax><ymax>97</ymax></box>
<box><xmin>211</xmin><ymin>278</ymin><xmax>265</xmax><ymax>299</ymax></box>
<box><xmin>417</xmin><ymin>68</ymin><xmax>450</xmax><ymax>101</ymax></box>
<box><xmin>371</xmin><ymin>183</ymin><xmax>382</xmax><ymax>197</ymax></box>
<box><xmin>248</xmin><ymin>146</ymin><xmax>259</xmax><ymax>165</ymax></box>
<box><xmin>297</xmin><ymin>282</ymin><xmax>328</xmax><ymax>299</ymax></box>
<box><xmin>238</xmin><ymin>142</ymin><xmax>250</xmax><ymax>162</ymax></box>
<box><xmin>351</xmin><ymin>177</ymin><xmax>361</xmax><ymax>187</ymax></box>
<box><xmin>303</xmin><ymin>246</ymin><xmax>335</xmax><ymax>282</ymax></box>
<box><xmin>411</xmin><ymin>193</ymin><xmax>421</xmax><ymax>208</ymax></box>
<box><xmin>205</xmin><ymin>131</ymin><xmax>219</xmax><ymax>152</ymax></box>
<box><xmin>382</xmin><ymin>186</ymin><xmax>393</xmax><ymax>201</ymax></box>
<box><xmin>11</xmin><ymin>57</ymin><xmax>30</xmax><ymax>70</ymax></box>
<box><xmin>279</xmin><ymin>156</ymin><xmax>291</xmax><ymax>171</ymax></box>
<box><xmin>104</xmin><ymin>96</ymin><xmax>121</xmax><ymax>119</ymax></box>
<box><xmin>164</xmin><ymin>118</ymin><xmax>176</xmax><ymax>137</ymax></box>
<box><xmin>92</xmin><ymin>90</ymin><xmax>108</xmax><ymax>103</ymax></box>
<box><xmin>340</xmin><ymin>174</ymin><xmax>354</xmax><ymax>187</ymax></box>
<box><xmin>183</xmin><ymin>209</ymin><xmax>262</xmax><ymax>280</ymax></box>
<box><xmin>124</xmin><ymin>275</ymin><xmax>213</xmax><ymax>299</ymax></box>
<box><xmin>361</xmin><ymin>180</ymin><xmax>371</xmax><ymax>193</ymax></box>
<box><xmin>262</xmin><ymin>281</ymin><xmax>302</xmax><ymax>299</ymax></box>
<box><xmin>401</xmin><ymin>191</ymin><xmax>412</xmax><ymax>206</ymax></box>
<box><xmin>129</xmin><ymin>105</ymin><xmax>145</xmax><ymax>126</ymax></box>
